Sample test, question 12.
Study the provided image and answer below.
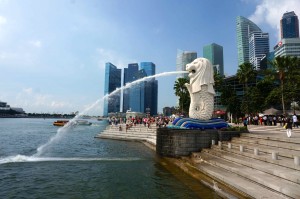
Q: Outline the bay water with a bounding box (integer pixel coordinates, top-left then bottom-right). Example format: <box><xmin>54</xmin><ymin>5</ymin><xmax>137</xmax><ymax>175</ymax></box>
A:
<box><xmin>0</xmin><ymin>118</ymin><xmax>218</xmax><ymax>199</ymax></box>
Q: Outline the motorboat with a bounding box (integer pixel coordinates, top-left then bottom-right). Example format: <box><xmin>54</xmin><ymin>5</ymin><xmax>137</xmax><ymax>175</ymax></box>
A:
<box><xmin>74</xmin><ymin>120</ymin><xmax>92</xmax><ymax>126</ymax></box>
<box><xmin>53</xmin><ymin>120</ymin><xmax>69</xmax><ymax>126</ymax></box>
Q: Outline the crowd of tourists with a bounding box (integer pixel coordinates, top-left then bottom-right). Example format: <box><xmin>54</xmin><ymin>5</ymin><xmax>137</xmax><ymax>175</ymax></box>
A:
<box><xmin>108</xmin><ymin>116</ymin><xmax>175</xmax><ymax>132</ymax></box>
<box><xmin>241</xmin><ymin>114</ymin><xmax>298</xmax><ymax>127</ymax></box>
<box><xmin>242</xmin><ymin>114</ymin><xmax>298</xmax><ymax>138</ymax></box>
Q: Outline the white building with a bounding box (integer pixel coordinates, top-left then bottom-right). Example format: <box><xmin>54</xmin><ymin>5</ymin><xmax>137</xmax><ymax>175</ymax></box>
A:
<box><xmin>249</xmin><ymin>31</ymin><xmax>269</xmax><ymax>70</ymax></box>
<box><xmin>274</xmin><ymin>38</ymin><xmax>300</xmax><ymax>58</ymax></box>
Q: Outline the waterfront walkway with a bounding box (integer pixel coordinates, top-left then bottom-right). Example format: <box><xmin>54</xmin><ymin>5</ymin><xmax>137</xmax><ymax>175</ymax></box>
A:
<box><xmin>96</xmin><ymin>124</ymin><xmax>300</xmax><ymax>198</ymax></box>
<box><xmin>95</xmin><ymin>124</ymin><xmax>157</xmax><ymax>146</ymax></box>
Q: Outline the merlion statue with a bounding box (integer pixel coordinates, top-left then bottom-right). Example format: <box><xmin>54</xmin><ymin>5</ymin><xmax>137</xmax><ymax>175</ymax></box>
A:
<box><xmin>185</xmin><ymin>58</ymin><xmax>215</xmax><ymax>120</ymax></box>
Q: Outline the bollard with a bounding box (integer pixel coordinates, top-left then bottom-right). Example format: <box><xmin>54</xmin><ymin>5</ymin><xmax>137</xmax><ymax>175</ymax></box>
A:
<box><xmin>240</xmin><ymin>145</ymin><xmax>244</xmax><ymax>152</ymax></box>
<box><xmin>218</xmin><ymin>141</ymin><xmax>222</xmax><ymax>149</ymax></box>
<box><xmin>254</xmin><ymin>148</ymin><xmax>259</xmax><ymax>155</ymax></box>
<box><xmin>228</xmin><ymin>143</ymin><xmax>232</xmax><ymax>149</ymax></box>
<box><xmin>212</xmin><ymin>140</ymin><xmax>215</xmax><ymax>145</ymax></box>
<box><xmin>294</xmin><ymin>156</ymin><xmax>300</xmax><ymax>166</ymax></box>
<box><xmin>218</xmin><ymin>141</ymin><xmax>222</xmax><ymax>147</ymax></box>
<box><xmin>272</xmin><ymin>152</ymin><xmax>278</xmax><ymax>160</ymax></box>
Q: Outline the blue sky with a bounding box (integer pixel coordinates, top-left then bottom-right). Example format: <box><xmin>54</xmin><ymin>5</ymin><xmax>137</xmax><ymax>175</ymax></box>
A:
<box><xmin>0</xmin><ymin>0</ymin><xmax>299</xmax><ymax>115</ymax></box>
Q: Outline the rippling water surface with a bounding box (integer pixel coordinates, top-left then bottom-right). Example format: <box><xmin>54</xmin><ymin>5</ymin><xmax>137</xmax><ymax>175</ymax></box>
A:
<box><xmin>0</xmin><ymin>118</ymin><xmax>218</xmax><ymax>199</ymax></box>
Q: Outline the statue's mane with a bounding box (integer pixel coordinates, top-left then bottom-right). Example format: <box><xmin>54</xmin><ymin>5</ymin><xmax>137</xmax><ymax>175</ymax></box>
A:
<box><xmin>189</xmin><ymin>58</ymin><xmax>215</xmax><ymax>94</ymax></box>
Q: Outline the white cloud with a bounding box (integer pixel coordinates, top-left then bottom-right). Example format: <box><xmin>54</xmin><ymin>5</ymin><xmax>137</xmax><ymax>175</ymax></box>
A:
<box><xmin>249</xmin><ymin>0</ymin><xmax>300</xmax><ymax>41</ymax></box>
<box><xmin>0</xmin><ymin>16</ymin><xmax>6</xmax><ymax>25</ymax></box>
<box><xmin>0</xmin><ymin>16</ymin><xmax>7</xmax><ymax>25</ymax></box>
<box><xmin>96</xmin><ymin>48</ymin><xmax>136</xmax><ymax>69</ymax></box>
<box><xmin>29</xmin><ymin>40</ymin><xmax>42</xmax><ymax>48</ymax></box>
<box><xmin>14</xmin><ymin>88</ymin><xmax>74</xmax><ymax>113</ymax></box>
<box><xmin>22</xmin><ymin>88</ymin><xmax>33</xmax><ymax>95</ymax></box>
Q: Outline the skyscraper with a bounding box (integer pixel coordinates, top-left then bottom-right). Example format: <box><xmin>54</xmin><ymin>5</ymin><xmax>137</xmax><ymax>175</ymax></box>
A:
<box><xmin>140</xmin><ymin>62</ymin><xmax>158</xmax><ymax>115</ymax></box>
<box><xmin>122</xmin><ymin>62</ymin><xmax>158</xmax><ymax>116</ymax></box>
<box><xmin>103</xmin><ymin>62</ymin><xmax>121</xmax><ymax>117</ymax></box>
<box><xmin>249</xmin><ymin>31</ymin><xmax>269</xmax><ymax>70</ymax></box>
<box><xmin>203</xmin><ymin>43</ymin><xmax>224</xmax><ymax>76</ymax></box>
<box><xmin>176</xmin><ymin>50</ymin><xmax>197</xmax><ymax>78</ymax></box>
<box><xmin>281</xmin><ymin>11</ymin><xmax>299</xmax><ymax>39</ymax></box>
<box><xmin>123</xmin><ymin>63</ymin><xmax>139</xmax><ymax>113</ymax></box>
<box><xmin>236</xmin><ymin>16</ymin><xmax>262</xmax><ymax>66</ymax></box>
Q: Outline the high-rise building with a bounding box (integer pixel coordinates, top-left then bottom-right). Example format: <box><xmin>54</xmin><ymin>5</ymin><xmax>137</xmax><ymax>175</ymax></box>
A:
<box><xmin>281</xmin><ymin>11</ymin><xmax>299</xmax><ymax>39</ymax></box>
<box><xmin>122</xmin><ymin>62</ymin><xmax>158</xmax><ymax>116</ymax></box>
<box><xmin>236</xmin><ymin>16</ymin><xmax>262</xmax><ymax>66</ymax></box>
<box><xmin>203</xmin><ymin>43</ymin><xmax>224</xmax><ymax>76</ymax></box>
<box><xmin>249</xmin><ymin>31</ymin><xmax>269</xmax><ymax>70</ymax></box>
<box><xmin>123</xmin><ymin>63</ymin><xmax>139</xmax><ymax>113</ymax></box>
<box><xmin>140</xmin><ymin>62</ymin><xmax>158</xmax><ymax>116</ymax></box>
<box><xmin>274</xmin><ymin>38</ymin><xmax>300</xmax><ymax>58</ymax></box>
<box><xmin>176</xmin><ymin>50</ymin><xmax>197</xmax><ymax>78</ymax></box>
<box><xmin>103</xmin><ymin>62</ymin><xmax>121</xmax><ymax>116</ymax></box>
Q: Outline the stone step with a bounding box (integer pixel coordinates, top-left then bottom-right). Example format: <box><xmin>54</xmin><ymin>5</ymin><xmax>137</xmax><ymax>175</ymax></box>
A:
<box><xmin>232</xmin><ymin>136</ymin><xmax>300</xmax><ymax>151</ymax></box>
<box><xmin>230</xmin><ymin>138</ymin><xmax>300</xmax><ymax>159</ymax></box>
<box><xmin>98</xmin><ymin>132</ymin><xmax>154</xmax><ymax>139</ymax></box>
<box><xmin>198</xmin><ymin>152</ymin><xmax>300</xmax><ymax>198</ymax></box>
<box><xmin>101</xmin><ymin>129</ymin><xmax>156</xmax><ymax>136</ymax></box>
<box><xmin>241</xmin><ymin>133</ymin><xmax>300</xmax><ymax>144</ymax></box>
<box><xmin>99</xmin><ymin>132</ymin><xmax>155</xmax><ymax>139</ymax></box>
<box><xmin>201</xmin><ymin>147</ymin><xmax>300</xmax><ymax>185</ymax></box>
<box><xmin>105</xmin><ymin>127</ymin><xmax>157</xmax><ymax>133</ymax></box>
<box><xmin>216</xmin><ymin>142</ymin><xmax>300</xmax><ymax>171</ymax></box>
<box><xmin>191</xmin><ymin>158</ymin><xmax>287</xmax><ymax>199</ymax></box>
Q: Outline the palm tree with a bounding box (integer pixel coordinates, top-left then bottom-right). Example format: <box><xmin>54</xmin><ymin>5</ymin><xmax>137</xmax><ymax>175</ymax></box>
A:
<box><xmin>174</xmin><ymin>78</ymin><xmax>190</xmax><ymax>114</ymax></box>
<box><xmin>236</xmin><ymin>62</ymin><xmax>256</xmax><ymax>114</ymax></box>
<box><xmin>270</xmin><ymin>56</ymin><xmax>288</xmax><ymax>115</ymax></box>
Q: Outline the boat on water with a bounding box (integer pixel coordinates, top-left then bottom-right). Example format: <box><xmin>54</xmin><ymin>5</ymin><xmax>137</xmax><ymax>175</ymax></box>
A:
<box><xmin>74</xmin><ymin>120</ymin><xmax>92</xmax><ymax>126</ymax></box>
<box><xmin>53</xmin><ymin>120</ymin><xmax>69</xmax><ymax>126</ymax></box>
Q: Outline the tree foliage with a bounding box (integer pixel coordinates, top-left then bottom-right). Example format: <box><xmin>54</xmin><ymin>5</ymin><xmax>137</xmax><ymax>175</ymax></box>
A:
<box><xmin>173</xmin><ymin>78</ymin><xmax>190</xmax><ymax>115</ymax></box>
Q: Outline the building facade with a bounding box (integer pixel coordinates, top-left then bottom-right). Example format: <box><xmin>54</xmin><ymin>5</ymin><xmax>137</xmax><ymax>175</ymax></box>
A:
<box><xmin>274</xmin><ymin>38</ymin><xmax>300</xmax><ymax>58</ymax></box>
<box><xmin>123</xmin><ymin>63</ymin><xmax>139</xmax><ymax>113</ymax></box>
<box><xmin>176</xmin><ymin>50</ymin><xmax>197</xmax><ymax>78</ymax></box>
<box><xmin>103</xmin><ymin>62</ymin><xmax>122</xmax><ymax>117</ymax></box>
<box><xmin>122</xmin><ymin>62</ymin><xmax>158</xmax><ymax>116</ymax></box>
<box><xmin>203</xmin><ymin>43</ymin><xmax>224</xmax><ymax>76</ymax></box>
<box><xmin>281</xmin><ymin>11</ymin><xmax>299</xmax><ymax>39</ymax></box>
<box><xmin>236</xmin><ymin>16</ymin><xmax>262</xmax><ymax>66</ymax></box>
<box><xmin>249</xmin><ymin>31</ymin><xmax>270</xmax><ymax>70</ymax></box>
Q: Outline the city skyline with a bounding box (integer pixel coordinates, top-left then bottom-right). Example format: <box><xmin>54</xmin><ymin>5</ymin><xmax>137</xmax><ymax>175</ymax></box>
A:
<box><xmin>0</xmin><ymin>0</ymin><xmax>300</xmax><ymax>115</ymax></box>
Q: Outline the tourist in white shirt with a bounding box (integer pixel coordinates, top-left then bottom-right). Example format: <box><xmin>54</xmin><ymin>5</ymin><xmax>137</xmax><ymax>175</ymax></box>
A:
<box><xmin>292</xmin><ymin>114</ymin><xmax>298</xmax><ymax>128</ymax></box>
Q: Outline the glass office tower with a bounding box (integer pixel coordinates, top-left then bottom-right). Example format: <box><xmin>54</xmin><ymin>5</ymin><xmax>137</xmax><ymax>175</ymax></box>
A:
<box><xmin>236</xmin><ymin>16</ymin><xmax>262</xmax><ymax>66</ymax></box>
<box><xmin>140</xmin><ymin>62</ymin><xmax>158</xmax><ymax>116</ymax></box>
<box><xmin>123</xmin><ymin>63</ymin><xmax>139</xmax><ymax>113</ymax></box>
<box><xmin>281</xmin><ymin>11</ymin><xmax>299</xmax><ymax>39</ymax></box>
<box><xmin>103</xmin><ymin>62</ymin><xmax>121</xmax><ymax>117</ymax></box>
<box><xmin>176</xmin><ymin>50</ymin><xmax>197</xmax><ymax>78</ymax></box>
<box><xmin>249</xmin><ymin>31</ymin><xmax>269</xmax><ymax>70</ymax></box>
<box><xmin>203</xmin><ymin>43</ymin><xmax>224</xmax><ymax>76</ymax></box>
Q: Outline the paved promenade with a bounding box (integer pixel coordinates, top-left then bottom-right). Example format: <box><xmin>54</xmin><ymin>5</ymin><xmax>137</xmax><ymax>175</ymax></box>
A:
<box><xmin>96</xmin><ymin>124</ymin><xmax>300</xmax><ymax>198</ymax></box>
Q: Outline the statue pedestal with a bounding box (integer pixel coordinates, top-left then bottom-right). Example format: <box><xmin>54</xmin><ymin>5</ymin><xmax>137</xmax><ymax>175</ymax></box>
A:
<box><xmin>156</xmin><ymin>128</ymin><xmax>218</xmax><ymax>157</ymax></box>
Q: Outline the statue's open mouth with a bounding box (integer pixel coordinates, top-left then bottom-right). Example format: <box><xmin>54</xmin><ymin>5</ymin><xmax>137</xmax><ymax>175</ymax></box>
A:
<box><xmin>189</xmin><ymin>69</ymin><xmax>196</xmax><ymax>74</ymax></box>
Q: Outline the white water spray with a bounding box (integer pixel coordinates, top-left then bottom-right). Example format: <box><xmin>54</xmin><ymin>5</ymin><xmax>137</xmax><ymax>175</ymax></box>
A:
<box><xmin>1</xmin><ymin>71</ymin><xmax>188</xmax><ymax>163</ymax></box>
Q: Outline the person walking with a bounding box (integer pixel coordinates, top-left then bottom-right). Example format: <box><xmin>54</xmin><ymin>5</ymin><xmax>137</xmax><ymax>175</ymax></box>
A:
<box><xmin>292</xmin><ymin>114</ymin><xmax>298</xmax><ymax>128</ymax></box>
<box><xmin>286</xmin><ymin>118</ymin><xmax>293</xmax><ymax>138</ymax></box>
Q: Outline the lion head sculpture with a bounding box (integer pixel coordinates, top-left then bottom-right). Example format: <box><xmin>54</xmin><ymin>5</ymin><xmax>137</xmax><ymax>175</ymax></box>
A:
<box><xmin>186</xmin><ymin>58</ymin><xmax>215</xmax><ymax>95</ymax></box>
